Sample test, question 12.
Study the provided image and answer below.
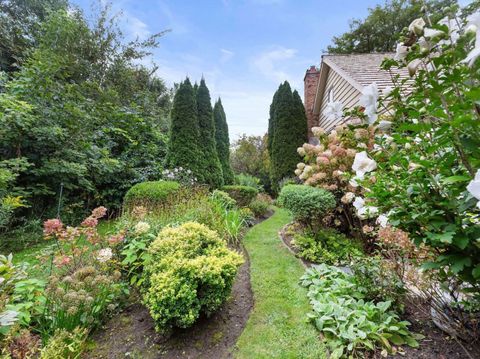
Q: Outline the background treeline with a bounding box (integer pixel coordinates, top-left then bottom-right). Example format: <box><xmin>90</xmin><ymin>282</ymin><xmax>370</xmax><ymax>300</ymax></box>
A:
<box><xmin>0</xmin><ymin>1</ymin><xmax>235</xmax><ymax>249</ymax></box>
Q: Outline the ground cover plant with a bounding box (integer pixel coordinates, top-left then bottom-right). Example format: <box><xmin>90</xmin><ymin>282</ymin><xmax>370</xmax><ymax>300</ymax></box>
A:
<box><xmin>301</xmin><ymin>264</ymin><xmax>421</xmax><ymax>358</ymax></box>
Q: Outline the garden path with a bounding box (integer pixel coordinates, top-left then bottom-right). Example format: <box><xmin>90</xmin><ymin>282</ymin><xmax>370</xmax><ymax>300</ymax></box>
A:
<box><xmin>234</xmin><ymin>208</ymin><xmax>326</xmax><ymax>358</ymax></box>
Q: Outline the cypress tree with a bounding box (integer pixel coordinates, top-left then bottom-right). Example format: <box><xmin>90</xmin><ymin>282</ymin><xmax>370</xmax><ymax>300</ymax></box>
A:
<box><xmin>196</xmin><ymin>79</ymin><xmax>224</xmax><ymax>188</ymax></box>
<box><xmin>165</xmin><ymin>78</ymin><xmax>203</xmax><ymax>181</ymax></box>
<box><xmin>270</xmin><ymin>81</ymin><xmax>308</xmax><ymax>192</ymax></box>
<box><xmin>214</xmin><ymin>98</ymin><xmax>234</xmax><ymax>184</ymax></box>
<box><xmin>267</xmin><ymin>84</ymin><xmax>281</xmax><ymax>155</ymax></box>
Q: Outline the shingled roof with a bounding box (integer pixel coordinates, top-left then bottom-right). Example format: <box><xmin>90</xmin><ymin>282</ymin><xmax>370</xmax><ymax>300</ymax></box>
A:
<box><xmin>321</xmin><ymin>53</ymin><xmax>409</xmax><ymax>92</ymax></box>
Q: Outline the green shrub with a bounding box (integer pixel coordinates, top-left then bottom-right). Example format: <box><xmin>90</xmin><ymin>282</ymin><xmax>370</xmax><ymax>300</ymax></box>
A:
<box><xmin>300</xmin><ymin>264</ymin><xmax>421</xmax><ymax>358</ymax></box>
<box><xmin>292</xmin><ymin>228</ymin><xmax>363</xmax><ymax>265</ymax></box>
<box><xmin>277</xmin><ymin>185</ymin><xmax>335</xmax><ymax>226</ymax></box>
<box><xmin>143</xmin><ymin>222</ymin><xmax>243</xmax><ymax>332</ymax></box>
<box><xmin>211</xmin><ymin>190</ymin><xmax>237</xmax><ymax>209</ymax></box>
<box><xmin>39</xmin><ymin>327</ymin><xmax>87</xmax><ymax>359</ymax></box>
<box><xmin>248</xmin><ymin>194</ymin><xmax>271</xmax><ymax>218</ymax></box>
<box><xmin>350</xmin><ymin>256</ymin><xmax>406</xmax><ymax>311</ymax></box>
<box><xmin>235</xmin><ymin>173</ymin><xmax>263</xmax><ymax>192</ymax></box>
<box><xmin>222</xmin><ymin>185</ymin><xmax>258</xmax><ymax>207</ymax></box>
<box><xmin>124</xmin><ymin>181</ymin><xmax>180</xmax><ymax>209</ymax></box>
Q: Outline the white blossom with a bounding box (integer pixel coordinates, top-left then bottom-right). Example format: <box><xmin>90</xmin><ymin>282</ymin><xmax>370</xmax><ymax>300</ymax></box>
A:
<box><xmin>359</xmin><ymin>83</ymin><xmax>379</xmax><ymax>124</ymax></box>
<box><xmin>424</xmin><ymin>27</ymin><xmax>445</xmax><ymax>39</ymax></box>
<box><xmin>462</xmin><ymin>12</ymin><xmax>480</xmax><ymax>67</ymax></box>
<box><xmin>409</xmin><ymin>18</ymin><xmax>426</xmax><ymax>35</ymax></box>
<box><xmin>376</xmin><ymin>214</ymin><xmax>389</xmax><ymax>228</ymax></box>
<box><xmin>467</xmin><ymin>169</ymin><xmax>480</xmax><ymax>208</ymax></box>
<box><xmin>297</xmin><ymin>147</ymin><xmax>306</xmax><ymax>156</ymax></box>
<box><xmin>343</xmin><ymin>192</ymin><xmax>355</xmax><ymax>204</ymax></box>
<box><xmin>382</xmin><ymin>86</ymin><xmax>393</xmax><ymax>97</ymax></box>
<box><xmin>312</xmin><ymin>127</ymin><xmax>325</xmax><ymax>137</ymax></box>
<box><xmin>323</xmin><ymin>101</ymin><xmax>344</xmax><ymax>122</ymax></box>
<box><xmin>438</xmin><ymin>16</ymin><xmax>461</xmax><ymax>44</ymax></box>
<box><xmin>352</xmin><ymin>151</ymin><xmax>377</xmax><ymax>179</ymax></box>
<box><xmin>353</xmin><ymin>196</ymin><xmax>365</xmax><ymax>210</ymax></box>
<box><xmin>377</xmin><ymin>120</ymin><xmax>392</xmax><ymax>131</ymax></box>
<box><xmin>407</xmin><ymin>59</ymin><xmax>423</xmax><ymax>76</ymax></box>
<box><xmin>357</xmin><ymin>206</ymin><xmax>379</xmax><ymax>220</ymax></box>
<box><xmin>97</xmin><ymin>248</ymin><xmax>113</xmax><ymax>262</ymax></box>
<box><xmin>394</xmin><ymin>43</ymin><xmax>409</xmax><ymax>62</ymax></box>
<box><xmin>134</xmin><ymin>221</ymin><xmax>151</xmax><ymax>235</ymax></box>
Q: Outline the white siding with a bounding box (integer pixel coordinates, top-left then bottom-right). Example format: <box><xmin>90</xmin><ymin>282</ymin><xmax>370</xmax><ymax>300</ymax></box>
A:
<box><xmin>318</xmin><ymin>69</ymin><xmax>361</xmax><ymax>132</ymax></box>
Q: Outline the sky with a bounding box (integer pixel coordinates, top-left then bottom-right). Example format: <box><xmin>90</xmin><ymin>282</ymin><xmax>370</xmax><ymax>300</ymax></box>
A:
<box><xmin>71</xmin><ymin>0</ymin><xmax>472</xmax><ymax>139</ymax></box>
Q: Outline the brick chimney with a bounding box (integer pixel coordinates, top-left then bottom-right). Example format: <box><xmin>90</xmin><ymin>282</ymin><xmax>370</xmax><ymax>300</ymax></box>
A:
<box><xmin>304</xmin><ymin>65</ymin><xmax>320</xmax><ymax>137</ymax></box>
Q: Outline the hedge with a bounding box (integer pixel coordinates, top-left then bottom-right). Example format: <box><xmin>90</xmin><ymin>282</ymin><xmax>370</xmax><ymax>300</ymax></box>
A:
<box><xmin>277</xmin><ymin>185</ymin><xmax>335</xmax><ymax>226</ymax></box>
<box><xmin>221</xmin><ymin>185</ymin><xmax>258</xmax><ymax>207</ymax></box>
<box><xmin>124</xmin><ymin>181</ymin><xmax>180</xmax><ymax>209</ymax></box>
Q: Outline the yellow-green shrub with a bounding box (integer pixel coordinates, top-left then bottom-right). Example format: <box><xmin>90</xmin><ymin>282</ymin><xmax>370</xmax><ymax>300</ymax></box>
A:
<box><xmin>142</xmin><ymin>222</ymin><xmax>243</xmax><ymax>332</ymax></box>
<box><xmin>123</xmin><ymin>181</ymin><xmax>180</xmax><ymax>210</ymax></box>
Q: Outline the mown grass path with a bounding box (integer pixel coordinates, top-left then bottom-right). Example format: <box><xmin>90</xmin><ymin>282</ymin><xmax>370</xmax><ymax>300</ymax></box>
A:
<box><xmin>234</xmin><ymin>208</ymin><xmax>326</xmax><ymax>359</ymax></box>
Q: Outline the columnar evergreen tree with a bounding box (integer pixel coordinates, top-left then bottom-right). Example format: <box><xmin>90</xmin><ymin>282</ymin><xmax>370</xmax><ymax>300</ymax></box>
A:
<box><xmin>196</xmin><ymin>79</ymin><xmax>224</xmax><ymax>188</ymax></box>
<box><xmin>267</xmin><ymin>85</ymin><xmax>280</xmax><ymax>155</ymax></box>
<box><xmin>214</xmin><ymin>99</ymin><xmax>234</xmax><ymax>184</ymax></box>
<box><xmin>269</xmin><ymin>81</ymin><xmax>308</xmax><ymax>192</ymax></box>
<box><xmin>166</xmin><ymin>78</ymin><xmax>203</xmax><ymax>181</ymax></box>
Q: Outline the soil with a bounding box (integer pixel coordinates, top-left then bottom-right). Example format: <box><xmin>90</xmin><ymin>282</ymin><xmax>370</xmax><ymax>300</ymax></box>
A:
<box><xmin>84</xmin><ymin>245</ymin><xmax>252</xmax><ymax>359</ymax></box>
<box><xmin>279</xmin><ymin>224</ymin><xmax>480</xmax><ymax>359</ymax></box>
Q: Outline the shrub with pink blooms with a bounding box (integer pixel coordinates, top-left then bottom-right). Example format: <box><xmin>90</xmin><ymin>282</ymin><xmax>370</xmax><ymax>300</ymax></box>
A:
<box><xmin>37</xmin><ymin>207</ymin><xmax>127</xmax><ymax>338</ymax></box>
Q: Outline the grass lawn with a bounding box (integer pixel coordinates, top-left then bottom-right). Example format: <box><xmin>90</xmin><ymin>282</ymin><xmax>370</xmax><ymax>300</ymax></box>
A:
<box><xmin>234</xmin><ymin>208</ymin><xmax>326</xmax><ymax>359</ymax></box>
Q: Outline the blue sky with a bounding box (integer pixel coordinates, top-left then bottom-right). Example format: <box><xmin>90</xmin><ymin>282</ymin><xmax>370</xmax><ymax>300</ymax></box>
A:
<box><xmin>71</xmin><ymin>0</ymin><xmax>471</xmax><ymax>139</ymax></box>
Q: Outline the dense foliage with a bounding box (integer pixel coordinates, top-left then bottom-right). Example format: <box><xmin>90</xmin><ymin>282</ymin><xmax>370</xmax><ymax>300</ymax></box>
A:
<box><xmin>142</xmin><ymin>222</ymin><xmax>243</xmax><ymax>332</ymax></box>
<box><xmin>0</xmin><ymin>5</ymin><xmax>172</xmax><ymax>226</ymax></box>
<box><xmin>123</xmin><ymin>181</ymin><xmax>180</xmax><ymax>209</ymax></box>
<box><xmin>214</xmin><ymin>99</ymin><xmax>234</xmax><ymax>185</ymax></box>
<box><xmin>290</xmin><ymin>227</ymin><xmax>363</xmax><ymax>265</ymax></box>
<box><xmin>221</xmin><ymin>185</ymin><xmax>258</xmax><ymax>207</ymax></box>
<box><xmin>278</xmin><ymin>185</ymin><xmax>335</xmax><ymax>227</ymax></box>
<box><xmin>268</xmin><ymin>82</ymin><xmax>308</xmax><ymax>192</ymax></box>
<box><xmin>326</xmin><ymin>0</ymin><xmax>459</xmax><ymax>54</ymax></box>
<box><xmin>230</xmin><ymin>134</ymin><xmax>271</xmax><ymax>192</ymax></box>
<box><xmin>301</xmin><ymin>264</ymin><xmax>421</xmax><ymax>358</ymax></box>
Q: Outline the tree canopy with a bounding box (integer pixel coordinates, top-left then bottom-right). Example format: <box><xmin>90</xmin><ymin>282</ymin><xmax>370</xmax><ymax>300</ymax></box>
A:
<box><xmin>326</xmin><ymin>0</ymin><xmax>458</xmax><ymax>54</ymax></box>
<box><xmin>214</xmin><ymin>99</ymin><xmax>234</xmax><ymax>185</ymax></box>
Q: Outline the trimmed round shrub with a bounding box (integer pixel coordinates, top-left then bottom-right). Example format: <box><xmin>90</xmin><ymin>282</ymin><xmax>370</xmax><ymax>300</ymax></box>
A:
<box><xmin>277</xmin><ymin>185</ymin><xmax>335</xmax><ymax>226</ymax></box>
<box><xmin>143</xmin><ymin>222</ymin><xmax>243</xmax><ymax>332</ymax></box>
<box><xmin>124</xmin><ymin>181</ymin><xmax>180</xmax><ymax>209</ymax></box>
<box><xmin>211</xmin><ymin>190</ymin><xmax>237</xmax><ymax>209</ymax></box>
<box><xmin>221</xmin><ymin>185</ymin><xmax>258</xmax><ymax>207</ymax></box>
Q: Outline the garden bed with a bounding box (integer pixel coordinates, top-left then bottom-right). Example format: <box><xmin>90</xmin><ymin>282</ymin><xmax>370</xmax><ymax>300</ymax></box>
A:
<box><xmin>85</xmin><ymin>245</ymin><xmax>253</xmax><ymax>359</ymax></box>
<box><xmin>280</xmin><ymin>224</ymin><xmax>480</xmax><ymax>359</ymax></box>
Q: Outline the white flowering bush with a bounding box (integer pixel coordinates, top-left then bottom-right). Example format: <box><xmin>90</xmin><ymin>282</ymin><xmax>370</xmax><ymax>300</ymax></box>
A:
<box><xmin>296</xmin><ymin>5</ymin><xmax>480</xmax><ymax>307</ymax></box>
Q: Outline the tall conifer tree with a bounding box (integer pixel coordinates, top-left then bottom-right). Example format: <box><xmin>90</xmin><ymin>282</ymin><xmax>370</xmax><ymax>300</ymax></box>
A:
<box><xmin>269</xmin><ymin>81</ymin><xmax>308</xmax><ymax>192</ymax></box>
<box><xmin>214</xmin><ymin>98</ymin><xmax>234</xmax><ymax>184</ymax></box>
<box><xmin>165</xmin><ymin>78</ymin><xmax>203</xmax><ymax>181</ymax></box>
<box><xmin>196</xmin><ymin>79</ymin><xmax>224</xmax><ymax>188</ymax></box>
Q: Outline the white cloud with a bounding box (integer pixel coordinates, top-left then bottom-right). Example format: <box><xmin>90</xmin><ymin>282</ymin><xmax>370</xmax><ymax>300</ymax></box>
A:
<box><xmin>251</xmin><ymin>46</ymin><xmax>298</xmax><ymax>84</ymax></box>
<box><xmin>124</xmin><ymin>15</ymin><xmax>150</xmax><ymax>40</ymax></box>
<box><xmin>220</xmin><ymin>49</ymin><xmax>234</xmax><ymax>63</ymax></box>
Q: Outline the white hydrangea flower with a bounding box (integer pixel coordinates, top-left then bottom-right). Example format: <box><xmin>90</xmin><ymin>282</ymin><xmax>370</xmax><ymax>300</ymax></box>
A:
<box><xmin>462</xmin><ymin>12</ymin><xmax>480</xmax><ymax>67</ymax></box>
<box><xmin>467</xmin><ymin>169</ymin><xmax>480</xmax><ymax>208</ymax></box>
<box><xmin>357</xmin><ymin>206</ymin><xmax>379</xmax><ymax>220</ymax></box>
<box><xmin>97</xmin><ymin>248</ymin><xmax>113</xmax><ymax>262</ymax></box>
<box><xmin>134</xmin><ymin>221</ymin><xmax>151</xmax><ymax>235</ymax></box>
<box><xmin>424</xmin><ymin>27</ymin><xmax>445</xmax><ymax>39</ymax></box>
<box><xmin>377</xmin><ymin>120</ymin><xmax>392</xmax><ymax>131</ymax></box>
<box><xmin>352</xmin><ymin>151</ymin><xmax>377</xmax><ymax>179</ymax></box>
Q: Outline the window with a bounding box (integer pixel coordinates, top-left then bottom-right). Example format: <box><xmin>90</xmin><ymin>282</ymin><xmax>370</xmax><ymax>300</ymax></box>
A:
<box><xmin>327</xmin><ymin>87</ymin><xmax>334</xmax><ymax>102</ymax></box>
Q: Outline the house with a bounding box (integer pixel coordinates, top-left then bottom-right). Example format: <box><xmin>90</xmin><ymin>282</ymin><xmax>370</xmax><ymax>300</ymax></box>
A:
<box><xmin>304</xmin><ymin>53</ymin><xmax>408</xmax><ymax>136</ymax></box>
